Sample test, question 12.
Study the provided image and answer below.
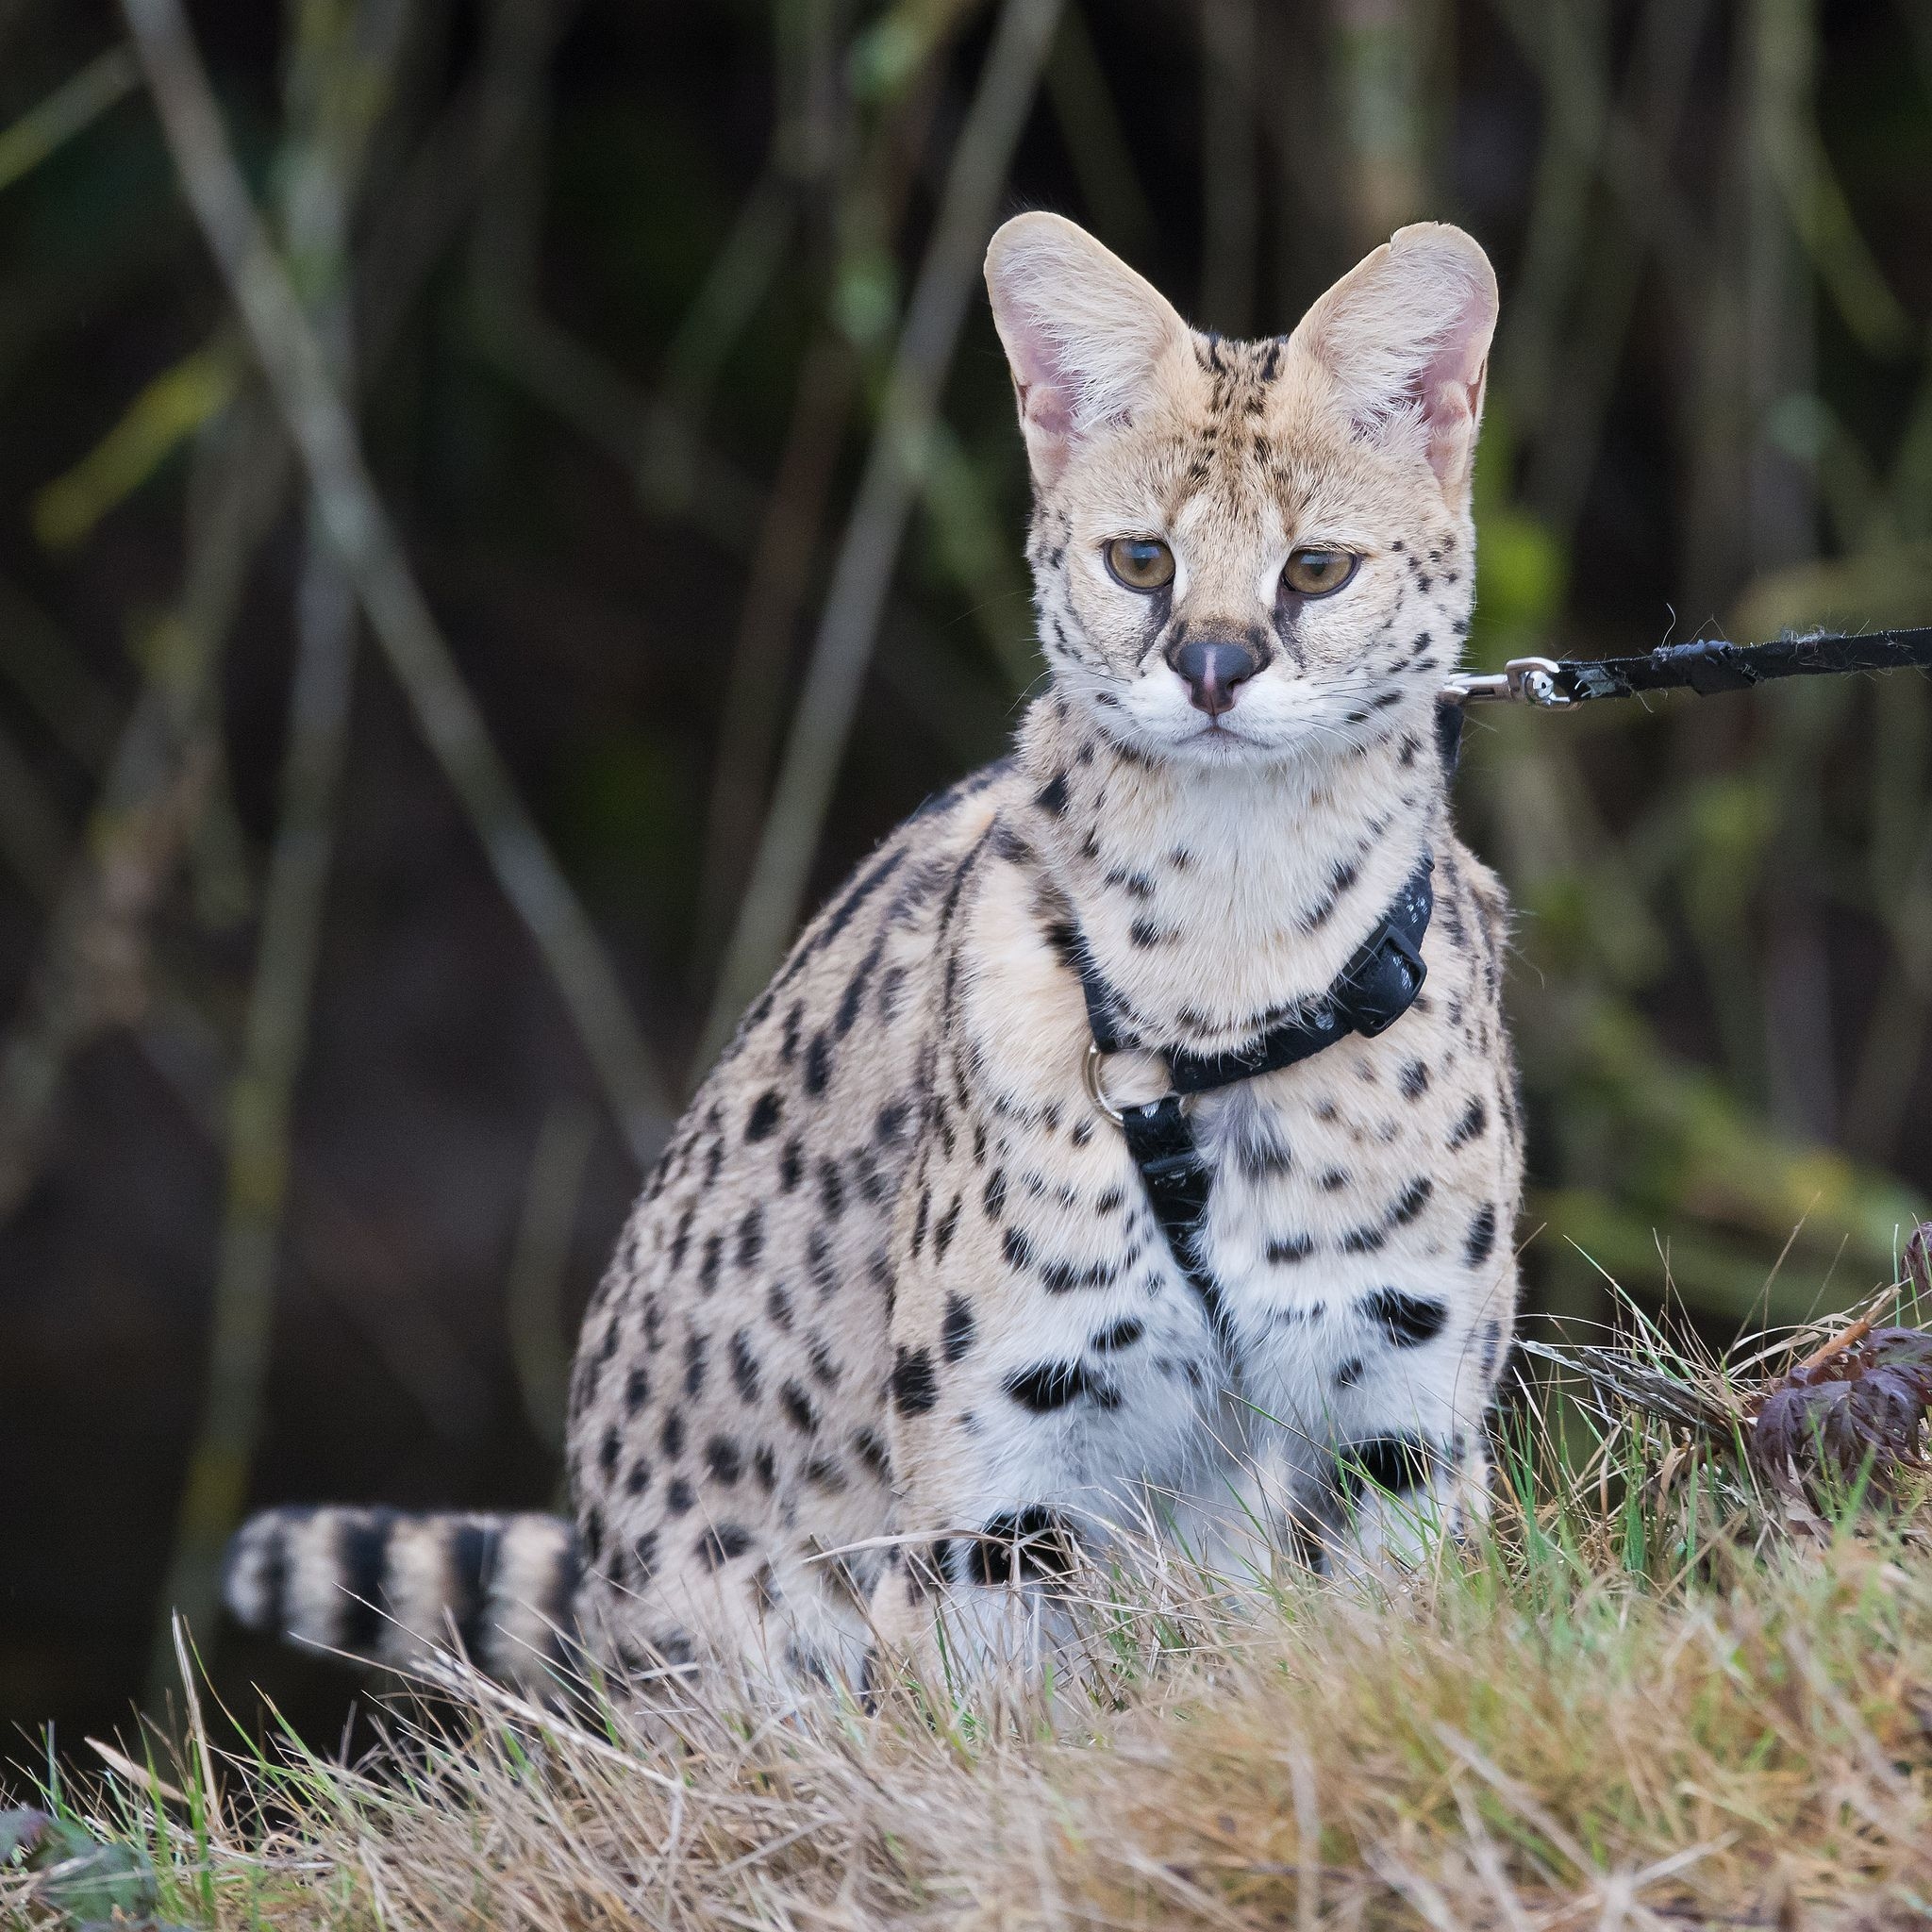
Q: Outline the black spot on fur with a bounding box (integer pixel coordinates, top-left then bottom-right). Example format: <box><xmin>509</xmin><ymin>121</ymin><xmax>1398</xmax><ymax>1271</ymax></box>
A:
<box><xmin>1004</xmin><ymin>1359</ymin><xmax>1119</xmax><ymax>1413</ymax></box>
<box><xmin>933</xmin><ymin>1195</ymin><xmax>960</xmax><ymax>1258</ymax></box>
<box><xmin>941</xmin><ymin>1293</ymin><xmax>976</xmax><ymax>1362</ymax></box>
<box><xmin>660</xmin><ymin>1409</ymin><xmax>685</xmax><ymax>1457</ymax></box>
<box><xmin>983</xmin><ymin>1169</ymin><xmax>1007</xmax><ymax>1220</ymax></box>
<box><xmin>804</xmin><ymin>1030</ymin><xmax>833</xmax><ymax>1096</ymax></box>
<box><xmin>624</xmin><ymin>1365</ymin><xmax>650</xmax><ymax>1415</ymax></box>
<box><xmin>963</xmin><ymin>1507</ymin><xmax>1077</xmax><ymax>1585</ymax></box>
<box><xmin>1336</xmin><ymin>1434</ymin><xmax>1440</xmax><ymax>1501</ymax></box>
<box><xmin>737</xmin><ymin>1205</ymin><xmax>764</xmax><ymax>1269</ymax></box>
<box><xmin>697</xmin><ymin>1524</ymin><xmax>754</xmax><ymax>1569</ymax></box>
<box><xmin>1092</xmin><ymin>1317</ymin><xmax>1143</xmax><ymax>1352</ymax></box>
<box><xmin>1267</xmin><ymin>1233</ymin><xmax>1313</xmax><ymax>1264</ymax></box>
<box><xmin>1448</xmin><ymin>1096</ymin><xmax>1488</xmax><ymax>1149</ymax></box>
<box><xmin>1361</xmin><ymin>1287</ymin><xmax>1449</xmax><ymax>1347</ymax></box>
<box><xmin>1477</xmin><ymin>1316</ymin><xmax>1504</xmax><ymax>1378</ymax></box>
<box><xmin>891</xmin><ymin>1345</ymin><xmax>938</xmax><ymax>1415</ymax></box>
<box><xmin>1465</xmin><ymin>1203</ymin><xmax>1499</xmax><ymax>1267</ymax></box>
<box><xmin>1399</xmin><ymin>1059</ymin><xmax>1429</xmax><ymax>1100</ymax></box>
<box><xmin>1036</xmin><ymin>772</ymin><xmax>1069</xmax><ymax>816</ymax></box>
<box><xmin>1391</xmin><ymin>1177</ymin><xmax>1433</xmax><ymax>1224</ymax></box>
<box><xmin>806</xmin><ymin>1332</ymin><xmax>841</xmax><ymax>1388</ymax></box>
<box><xmin>1003</xmin><ymin>1225</ymin><xmax>1033</xmax><ymax>1271</ymax></box>
<box><xmin>853</xmin><ymin>1426</ymin><xmax>892</xmax><ymax>1481</ymax></box>
<box><xmin>746</xmin><ymin>1091</ymin><xmax>782</xmax><ymax>1141</ymax></box>
<box><xmin>705</xmin><ymin>1436</ymin><xmax>742</xmax><ymax>1484</ymax></box>
<box><xmin>780</xmin><ymin>1380</ymin><xmax>820</xmax><ymax>1434</ymax></box>
<box><xmin>817</xmin><ymin>1158</ymin><xmax>845</xmax><ymax>1221</ymax></box>
<box><xmin>1334</xmin><ymin>1357</ymin><xmax>1364</xmax><ymax>1389</ymax></box>
<box><xmin>730</xmin><ymin>1329</ymin><xmax>760</xmax><ymax>1403</ymax></box>
<box><xmin>766</xmin><ymin>1282</ymin><xmax>794</xmax><ymax>1331</ymax></box>
<box><xmin>665</xmin><ymin>1477</ymin><xmax>695</xmax><ymax>1515</ymax></box>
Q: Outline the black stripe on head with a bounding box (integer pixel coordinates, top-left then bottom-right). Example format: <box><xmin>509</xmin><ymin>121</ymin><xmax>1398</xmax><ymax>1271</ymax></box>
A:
<box><xmin>335</xmin><ymin>1509</ymin><xmax>397</xmax><ymax>1655</ymax></box>
<box><xmin>447</xmin><ymin>1520</ymin><xmax>504</xmax><ymax>1662</ymax></box>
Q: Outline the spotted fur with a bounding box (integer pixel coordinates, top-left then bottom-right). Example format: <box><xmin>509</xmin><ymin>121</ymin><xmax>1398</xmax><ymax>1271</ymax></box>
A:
<box><xmin>226</xmin><ymin>215</ymin><xmax>1523</xmax><ymax>1693</ymax></box>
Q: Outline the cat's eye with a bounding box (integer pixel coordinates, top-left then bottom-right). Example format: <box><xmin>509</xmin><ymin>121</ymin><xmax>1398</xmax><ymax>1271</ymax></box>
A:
<box><xmin>1280</xmin><ymin>547</ymin><xmax>1358</xmax><ymax>597</ymax></box>
<box><xmin>1104</xmin><ymin>536</ymin><xmax>1175</xmax><ymax>591</ymax></box>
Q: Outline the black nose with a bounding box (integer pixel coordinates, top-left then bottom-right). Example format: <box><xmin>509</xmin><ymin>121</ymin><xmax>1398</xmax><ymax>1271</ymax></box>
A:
<box><xmin>1171</xmin><ymin>639</ymin><xmax>1258</xmax><ymax>717</ymax></box>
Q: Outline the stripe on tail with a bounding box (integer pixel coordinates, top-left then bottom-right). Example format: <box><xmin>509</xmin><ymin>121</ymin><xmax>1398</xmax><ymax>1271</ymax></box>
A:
<box><xmin>223</xmin><ymin>1506</ymin><xmax>579</xmax><ymax>1689</ymax></box>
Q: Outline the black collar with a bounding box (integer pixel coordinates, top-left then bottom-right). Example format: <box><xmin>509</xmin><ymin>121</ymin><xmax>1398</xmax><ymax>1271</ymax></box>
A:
<box><xmin>1075</xmin><ymin>851</ymin><xmax>1434</xmax><ymax>1102</ymax></box>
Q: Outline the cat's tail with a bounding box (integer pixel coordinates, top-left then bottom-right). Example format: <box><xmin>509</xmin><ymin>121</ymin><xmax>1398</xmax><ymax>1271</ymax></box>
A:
<box><xmin>223</xmin><ymin>1506</ymin><xmax>580</xmax><ymax>1690</ymax></box>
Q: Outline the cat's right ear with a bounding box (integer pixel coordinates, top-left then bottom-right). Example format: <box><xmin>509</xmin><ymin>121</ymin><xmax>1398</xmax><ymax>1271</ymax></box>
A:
<box><xmin>985</xmin><ymin>213</ymin><xmax>1190</xmax><ymax>489</ymax></box>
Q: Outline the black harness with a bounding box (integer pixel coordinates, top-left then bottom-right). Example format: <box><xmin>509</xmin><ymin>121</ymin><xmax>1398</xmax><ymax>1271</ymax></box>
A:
<box><xmin>1074</xmin><ymin>855</ymin><xmax>1434</xmax><ymax>1340</ymax></box>
<box><xmin>1081</xmin><ymin>624</ymin><xmax>1932</xmax><ymax>1324</ymax></box>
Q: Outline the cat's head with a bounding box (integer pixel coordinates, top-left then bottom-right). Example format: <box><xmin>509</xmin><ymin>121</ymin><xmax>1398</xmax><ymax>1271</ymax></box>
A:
<box><xmin>985</xmin><ymin>212</ymin><xmax>1496</xmax><ymax>770</ymax></box>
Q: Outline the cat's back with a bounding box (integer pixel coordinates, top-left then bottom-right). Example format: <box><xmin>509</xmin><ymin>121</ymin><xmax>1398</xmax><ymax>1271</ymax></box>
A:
<box><xmin>561</xmin><ymin>758</ymin><xmax>1017</xmax><ymax>1667</ymax></box>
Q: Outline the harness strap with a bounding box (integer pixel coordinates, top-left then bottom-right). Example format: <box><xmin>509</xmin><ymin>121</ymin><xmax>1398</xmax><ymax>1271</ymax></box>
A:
<box><xmin>1075</xmin><ymin>852</ymin><xmax>1435</xmax><ymax>1333</ymax></box>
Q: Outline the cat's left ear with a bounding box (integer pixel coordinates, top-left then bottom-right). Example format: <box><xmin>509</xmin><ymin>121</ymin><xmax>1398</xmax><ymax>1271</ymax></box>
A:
<box><xmin>1292</xmin><ymin>223</ymin><xmax>1498</xmax><ymax>502</ymax></box>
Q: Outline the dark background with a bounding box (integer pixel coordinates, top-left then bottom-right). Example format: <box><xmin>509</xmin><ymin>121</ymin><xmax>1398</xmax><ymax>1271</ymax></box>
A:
<box><xmin>4</xmin><ymin>0</ymin><xmax>1931</xmax><ymax>1756</ymax></box>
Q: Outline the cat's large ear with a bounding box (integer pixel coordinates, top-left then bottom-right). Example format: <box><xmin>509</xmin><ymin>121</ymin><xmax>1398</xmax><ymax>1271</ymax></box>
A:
<box><xmin>1292</xmin><ymin>223</ymin><xmax>1498</xmax><ymax>501</ymax></box>
<box><xmin>985</xmin><ymin>212</ymin><xmax>1190</xmax><ymax>489</ymax></box>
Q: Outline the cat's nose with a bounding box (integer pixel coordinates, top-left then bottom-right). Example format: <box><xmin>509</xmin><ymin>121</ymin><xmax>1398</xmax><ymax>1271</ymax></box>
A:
<box><xmin>1170</xmin><ymin>638</ymin><xmax>1257</xmax><ymax>717</ymax></box>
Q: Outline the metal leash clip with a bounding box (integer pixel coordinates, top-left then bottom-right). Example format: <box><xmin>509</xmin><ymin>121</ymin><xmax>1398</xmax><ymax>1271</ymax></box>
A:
<box><xmin>1441</xmin><ymin>656</ymin><xmax>1574</xmax><ymax>708</ymax></box>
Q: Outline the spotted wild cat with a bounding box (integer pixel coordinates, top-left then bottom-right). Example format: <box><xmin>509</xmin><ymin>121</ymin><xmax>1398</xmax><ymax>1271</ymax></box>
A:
<box><xmin>225</xmin><ymin>212</ymin><xmax>1524</xmax><ymax>1692</ymax></box>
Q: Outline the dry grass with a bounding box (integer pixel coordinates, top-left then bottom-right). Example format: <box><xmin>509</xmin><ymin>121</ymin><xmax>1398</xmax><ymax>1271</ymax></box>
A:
<box><xmin>12</xmin><ymin>1317</ymin><xmax>1932</xmax><ymax>1930</ymax></box>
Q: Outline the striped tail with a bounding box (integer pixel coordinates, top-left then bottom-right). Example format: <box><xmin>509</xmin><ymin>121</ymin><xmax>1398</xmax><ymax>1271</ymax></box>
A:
<box><xmin>223</xmin><ymin>1507</ymin><xmax>580</xmax><ymax>1690</ymax></box>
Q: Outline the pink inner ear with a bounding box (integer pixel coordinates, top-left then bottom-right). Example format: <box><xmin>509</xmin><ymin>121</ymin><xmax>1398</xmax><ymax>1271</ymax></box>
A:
<box><xmin>1024</xmin><ymin>381</ymin><xmax>1074</xmax><ymax>440</ymax></box>
<box><xmin>1414</xmin><ymin>284</ymin><xmax>1492</xmax><ymax>486</ymax></box>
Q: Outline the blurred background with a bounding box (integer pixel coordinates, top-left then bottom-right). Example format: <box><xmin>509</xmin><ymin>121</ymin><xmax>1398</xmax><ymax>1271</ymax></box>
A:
<box><xmin>3</xmin><ymin>0</ymin><xmax>1931</xmax><ymax>1754</ymax></box>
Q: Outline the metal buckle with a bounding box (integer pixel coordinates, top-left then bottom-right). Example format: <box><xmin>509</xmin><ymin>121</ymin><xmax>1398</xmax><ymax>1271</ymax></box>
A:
<box><xmin>1441</xmin><ymin>656</ymin><xmax>1574</xmax><ymax>708</ymax></box>
<box><xmin>1082</xmin><ymin>1041</ymin><xmax>1191</xmax><ymax>1125</ymax></box>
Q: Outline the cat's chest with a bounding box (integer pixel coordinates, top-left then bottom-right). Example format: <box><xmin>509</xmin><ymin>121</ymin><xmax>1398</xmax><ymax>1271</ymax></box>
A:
<box><xmin>1179</xmin><ymin>1020</ymin><xmax>1481</xmax><ymax>1303</ymax></box>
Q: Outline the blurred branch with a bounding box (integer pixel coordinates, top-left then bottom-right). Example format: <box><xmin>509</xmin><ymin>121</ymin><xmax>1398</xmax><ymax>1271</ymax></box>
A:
<box><xmin>121</xmin><ymin>0</ymin><xmax>675</xmax><ymax>1161</ymax></box>
<box><xmin>1329</xmin><ymin>0</ymin><xmax>1436</xmax><ymax>253</ymax></box>
<box><xmin>0</xmin><ymin>43</ymin><xmax>140</xmax><ymax>198</ymax></box>
<box><xmin>31</xmin><ymin>339</ymin><xmax>240</xmax><ymax>551</ymax></box>
<box><xmin>0</xmin><ymin>0</ymin><xmax>575</xmax><ymax>1222</ymax></box>
<box><xmin>703</xmin><ymin>0</ymin><xmax>1062</xmax><ymax>1058</ymax></box>
<box><xmin>690</xmin><ymin>333</ymin><xmax>858</xmax><ymax>992</ymax></box>
<box><xmin>1520</xmin><ymin>0</ymin><xmax>1713</xmax><ymax>534</ymax></box>
<box><xmin>0</xmin><ymin>399</ymin><xmax>286</xmax><ymax>1220</ymax></box>
<box><xmin>640</xmin><ymin>173</ymin><xmax>798</xmax><ymax>515</ymax></box>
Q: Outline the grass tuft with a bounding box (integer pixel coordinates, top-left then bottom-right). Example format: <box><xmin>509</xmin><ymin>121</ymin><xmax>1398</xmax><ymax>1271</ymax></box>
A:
<box><xmin>11</xmin><ymin>1303</ymin><xmax>1932</xmax><ymax>1928</ymax></box>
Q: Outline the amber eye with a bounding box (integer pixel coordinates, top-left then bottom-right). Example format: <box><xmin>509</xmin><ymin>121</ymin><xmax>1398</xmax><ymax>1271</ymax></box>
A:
<box><xmin>1104</xmin><ymin>536</ymin><xmax>1175</xmax><ymax>591</ymax></box>
<box><xmin>1280</xmin><ymin>547</ymin><xmax>1358</xmax><ymax>597</ymax></box>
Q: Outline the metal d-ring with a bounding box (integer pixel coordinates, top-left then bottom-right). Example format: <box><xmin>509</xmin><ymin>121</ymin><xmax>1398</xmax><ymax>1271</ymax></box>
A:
<box><xmin>1083</xmin><ymin>1041</ymin><xmax>1190</xmax><ymax>1125</ymax></box>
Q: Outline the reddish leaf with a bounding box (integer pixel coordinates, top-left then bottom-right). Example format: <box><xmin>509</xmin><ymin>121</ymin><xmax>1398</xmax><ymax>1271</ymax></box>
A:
<box><xmin>1748</xmin><ymin>1326</ymin><xmax>1932</xmax><ymax>1498</ymax></box>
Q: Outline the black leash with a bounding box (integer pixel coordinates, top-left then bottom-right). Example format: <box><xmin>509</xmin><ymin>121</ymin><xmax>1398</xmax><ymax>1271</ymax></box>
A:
<box><xmin>1083</xmin><ymin>624</ymin><xmax>1931</xmax><ymax>1332</ymax></box>
<box><xmin>1443</xmin><ymin>625</ymin><xmax>1932</xmax><ymax>709</ymax></box>
<box><xmin>1074</xmin><ymin>855</ymin><xmax>1434</xmax><ymax>1340</ymax></box>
